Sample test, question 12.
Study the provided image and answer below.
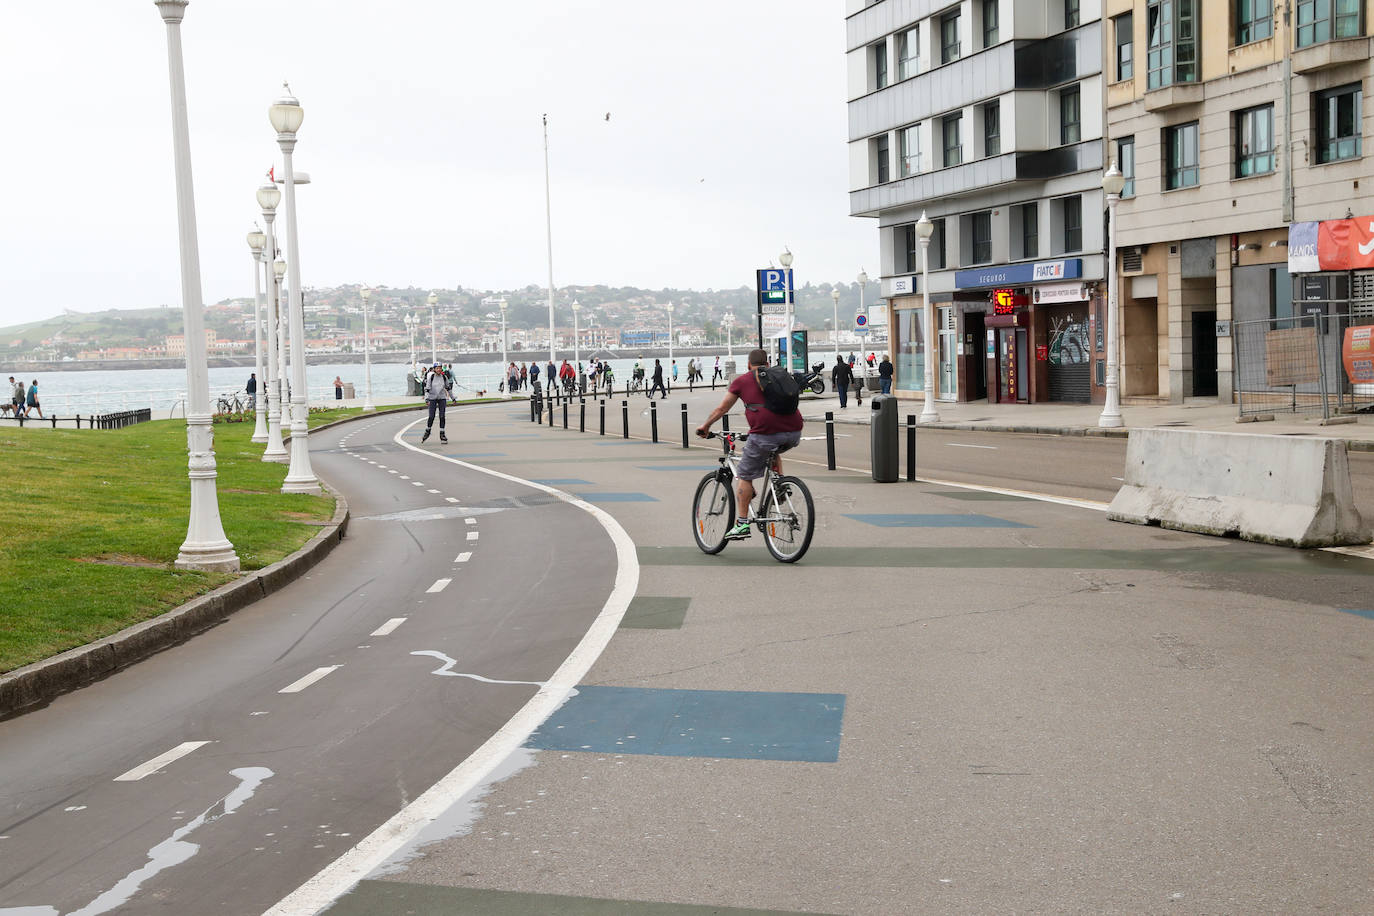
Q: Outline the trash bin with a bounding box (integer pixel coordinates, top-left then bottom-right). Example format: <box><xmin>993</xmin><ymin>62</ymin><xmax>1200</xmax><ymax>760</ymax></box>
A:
<box><xmin>342</xmin><ymin>382</ymin><xmax>356</xmax><ymax>399</ymax></box>
<box><xmin>870</xmin><ymin>395</ymin><xmax>898</xmax><ymax>482</ymax></box>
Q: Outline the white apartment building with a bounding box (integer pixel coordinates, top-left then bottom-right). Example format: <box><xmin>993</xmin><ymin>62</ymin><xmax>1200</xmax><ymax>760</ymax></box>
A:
<box><xmin>846</xmin><ymin>0</ymin><xmax>1113</xmax><ymax>404</ymax></box>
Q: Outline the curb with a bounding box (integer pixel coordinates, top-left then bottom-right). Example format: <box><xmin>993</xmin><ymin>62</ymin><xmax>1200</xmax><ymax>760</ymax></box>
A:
<box><xmin>0</xmin><ymin>476</ymin><xmax>351</xmax><ymax>724</ymax></box>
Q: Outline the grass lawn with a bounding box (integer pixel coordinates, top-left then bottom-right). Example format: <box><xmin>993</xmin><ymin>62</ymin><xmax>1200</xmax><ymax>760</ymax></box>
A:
<box><xmin>0</xmin><ymin>406</ymin><xmax>418</xmax><ymax>674</ymax></box>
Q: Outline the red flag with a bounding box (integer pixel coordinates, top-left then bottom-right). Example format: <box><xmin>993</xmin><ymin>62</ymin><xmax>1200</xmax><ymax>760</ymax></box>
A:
<box><xmin>268</xmin><ymin>166</ymin><xmax>275</xmax><ymax>183</ymax></box>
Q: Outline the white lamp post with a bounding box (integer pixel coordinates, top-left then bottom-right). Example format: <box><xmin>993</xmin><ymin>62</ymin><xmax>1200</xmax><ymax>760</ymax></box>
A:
<box><xmin>916</xmin><ymin>211</ymin><xmax>939</xmax><ymax>423</ymax></box>
<box><xmin>543</xmin><ymin>114</ymin><xmax>557</xmax><ymax>365</ymax></box>
<box><xmin>779</xmin><ymin>248</ymin><xmax>794</xmax><ymax>370</ymax></box>
<box><xmin>857</xmin><ymin>268</ymin><xmax>868</xmax><ymax>342</ymax></box>
<box><xmin>154</xmin><ymin>0</ymin><xmax>238</xmax><ymax>572</ymax></box>
<box><xmin>499</xmin><ymin>297</ymin><xmax>509</xmax><ymax>397</ymax></box>
<box><xmin>272</xmin><ymin>256</ymin><xmax>289</xmax><ymax>417</ymax></box>
<box><xmin>428</xmin><ymin>291</ymin><xmax>438</xmax><ymax>364</ymax></box>
<box><xmin>360</xmin><ymin>286</ymin><xmax>375</xmax><ymax>411</ymax></box>
<box><xmin>666</xmin><ymin>301</ymin><xmax>674</xmax><ymax>375</ymax></box>
<box><xmin>723</xmin><ymin>312</ymin><xmax>735</xmax><ymax>360</ymax></box>
<box><xmin>405</xmin><ymin>313</ymin><xmax>416</xmax><ymax>367</ymax></box>
<box><xmin>247</xmin><ymin>227</ymin><xmax>268</xmax><ymax>442</ymax></box>
<box><xmin>830</xmin><ymin>288</ymin><xmax>841</xmax><ymax>362</ymax></box>
<box><xmin>1099</xmin><ymin>161</ymin><xmax>1126</xmax><ymax>428</ymax></box>
<box><xmin>571</xmin><ymin>299</ymin><xmax>581</xmax><ymax>382</ymax></box>
<box><xmin>269</xmin><ymin>82</ymin><xmax>320</xmax><ymax>494</ymax></box>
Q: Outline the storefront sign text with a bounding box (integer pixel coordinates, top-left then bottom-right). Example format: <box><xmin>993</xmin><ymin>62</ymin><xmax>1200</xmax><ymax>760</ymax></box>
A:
<box><xmin>1288</xmin><ymin>217</ymin><xmax>1374</xmax><ymax>273</ymax></box>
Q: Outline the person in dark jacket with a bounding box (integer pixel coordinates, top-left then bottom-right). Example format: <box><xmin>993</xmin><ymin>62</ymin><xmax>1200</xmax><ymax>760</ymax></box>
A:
<box><xmin>649</xmin><ymin>359</ymin><xmax>668</xmax><ymax>399</ymax></box>
<box><xmin>832</xmin><ymin>357</ymin><xmax>854</xmax><ymax>409</ymax></box>
<box><xmin>878</xmin><ymin>355</ymin><xmax>895</xmax><ymax>394</ymax></box>
<box><xmin>246</xmin><ymin>372</ymin><xmax>257</xmax><ymax>410</ymax></box>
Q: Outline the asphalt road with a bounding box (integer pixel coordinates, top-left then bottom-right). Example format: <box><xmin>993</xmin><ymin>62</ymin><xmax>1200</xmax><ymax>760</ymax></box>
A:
<box><xmin>0</xmin><ymin>409</ymin><xmax>618</xmax><ymax>915</ymax></box>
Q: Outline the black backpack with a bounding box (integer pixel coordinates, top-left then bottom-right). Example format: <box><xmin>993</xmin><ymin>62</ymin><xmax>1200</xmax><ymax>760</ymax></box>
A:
<box><xmin>755</xmin><ymin>365</ymin><xmax>800</xmax><ymax>415</ymax></box>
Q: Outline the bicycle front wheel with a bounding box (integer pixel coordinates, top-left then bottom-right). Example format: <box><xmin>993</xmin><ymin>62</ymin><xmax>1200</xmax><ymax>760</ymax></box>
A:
<box><xmin>691</xmin><ymin>470</ymin><xmax>736</xmax><ymax>555</ymax></box>
<box><xmin>760</xmin><ymin>475</ymin><xmax>815</xmax><ymax>563</ymax></box>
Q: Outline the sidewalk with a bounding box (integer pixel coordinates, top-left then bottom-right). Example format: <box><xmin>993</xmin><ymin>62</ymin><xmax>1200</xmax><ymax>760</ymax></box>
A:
<box><xmin>322</xmin><ymin>395</ymin><xmax>1374</xmax><ymax>915</ymax></box>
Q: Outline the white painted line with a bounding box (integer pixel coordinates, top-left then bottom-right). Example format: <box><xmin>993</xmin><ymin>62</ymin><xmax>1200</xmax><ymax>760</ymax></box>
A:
<box><xmin>427</xmin><ymin>489</ymin><xmax>442</xmax><ymax>494</ymax></box>
<box><xmin>946</xmin><ymin>442</ymin><xmax>998</xmax><ymax>450</ymax></box>
<box><xmin>455</xmin><ymin>552</ymin><xmax>472</xmax><ymax>563</ymax></box>
<box><xmin>279</xmin><ymin>666</ymin><xmax>342</xmax><ymax>694</ymax></box>
<box><xmin>114</xmin><ymin>741</ymin><xmax>212</xmax><ymax>781</ymax></box>
<box><xmin>399</xmin><ymin>475</ymin><xmax>410</xmax><ymax>480</ymax></box>
<box><xmin>466</xmin><ymin>531</ymin><xmax>479</xmax><ymax>542</ymax></box>
<box><xmin>371</xmin><ymin>617</ymin><xmax>408</xmax><ymax>637</ymax></box>
<box><xmin>412</xmin><ymin>482</ymin><xmax>424</xmax><ymax>487</ymax></box>
<box><xmin>263</xmin><ymin>419</ymin><xmax>640</xmax><ymax>916</ymax></box>
<box><xmin>445</xmin><ymin>497</ymin><xmax>460</xmax><ymax>503</ymax></box>
<box><xmin>426</xmin><ymin>578</ymin><xmax>452</xmax><ymax>593</ymax></box>
<box><xmin>465</xmin><ymin>518</ymin><xmax>476</xmax><ymax>525</ymax></box>
<box><xmin>376</xmin><ymin>464</ymin><xmax>387</xmax><ymax>469</ymax></box>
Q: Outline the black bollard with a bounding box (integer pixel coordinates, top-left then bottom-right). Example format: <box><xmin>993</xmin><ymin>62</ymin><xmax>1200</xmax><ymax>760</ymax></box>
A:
<box><xmin>563</xmin><ymin>400</ymin><xmax>568</xmax><ymax>429</ymax></box>
<box><xmin>907</xmin><ymin>414</ymin><xmax>917</xmax><ymax>482</ymax></box>
<box><xmin>579</xmin><ymin>399</ymin><xmax>586</xmax><ymax>432</ymax></box>
<box><xmin>650</xmin><ymin>400</ymin><xmax>659</xmax><ymax>443</ymax></box>
<box><xmin>622</xmin><ymin>400</ymin><xmax>629</xmax><ymax>439</ymax></box>
<box><xmin>825</xmin><ymin>411</ymin><xmax>836</xmax><ymax>471</ymax></box>
<box><xmin>681</xmin><ymin>403</ymin><xmax>689</xmax><ymax>449</ymax></box>
<box><xmin>599</xmin><ymin>399</ymin><xmax>606</xmax><ymax>436</ymax></box>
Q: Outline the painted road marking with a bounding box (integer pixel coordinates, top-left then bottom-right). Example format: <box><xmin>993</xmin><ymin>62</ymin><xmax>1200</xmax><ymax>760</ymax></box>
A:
<box><xmin>400</xmin><ymin>475</ymin><xmax>410</xmax><ymax>480</ymax></box>
<box><xmin>455</xmin><ymin>552</ymin><xmax>472</xmax><ymax>563</ymax></box>
<box><xmin>412</xmin><ymin>482</ymin><xmax>424</xmax><ymax>487</ymax></box>
<box><xmin>426</xmin><ymin>578</ymin><xmax>452</xmax><ymax>593</ymax></box>
<box><xmin>371</xmin><ymin>618</ymin><xmax>408</xmax><ymax>636</ymax></box>
<box><xmin>947</xmin><ymin>443</ymin><xmax>998</xmax><ymax>450</ymax></box>
<box><xmin>279</xmin><ymin>666</ymin><xmax>342</xmax><ymax>694</ymax></box>
<box><xmin>465</xmin><ymin>518</ymin><xmax>476</xmax><ymax>525</ymax></box>
<box><xmin>445</xmin><ymin>497</ymin><xmax>460</xmax><ymax>503</ymax></box>
<box><xmin>388</xmin><ymin>469</ymin><xmax>398</xmax><ymax>474</ymax></box>
<box><xmin>466</xmin><ymin>532</ymin><xmax>479</xmax><ymax>541</ymax></box>
<box><xmin>114</xmin><ymin>741</ymin><xmax>213</xmax><ymax>781</ymax></box>
<box><xmin>376</xmin><ymin>464</ymin><xmax>387</xmax><ymax>468</ymax></box>
<box><xmin>428</xmin><ymin>489</ymin><xmax>441</xmax><ymax>494</ymax></box>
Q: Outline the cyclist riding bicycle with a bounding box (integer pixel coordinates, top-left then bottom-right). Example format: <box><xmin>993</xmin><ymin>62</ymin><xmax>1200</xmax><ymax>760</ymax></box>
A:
<box><xmin>696</xmin><ymin>348</ymin><xmax>804</xmax><ymax>540</ymax></box>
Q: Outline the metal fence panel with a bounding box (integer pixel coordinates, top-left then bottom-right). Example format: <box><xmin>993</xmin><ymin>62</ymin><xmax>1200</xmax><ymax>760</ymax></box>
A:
<box><xmin>1235</xmin><ymin>313</ymin><xmax>1374</xmax><ymax>417</ymax></box>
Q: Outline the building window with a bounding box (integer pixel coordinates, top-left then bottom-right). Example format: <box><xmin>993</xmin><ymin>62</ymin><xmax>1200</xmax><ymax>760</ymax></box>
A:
<box><xmin>1062</xmin><ymin>196</ymin><xmax>1082</xmax><ymax>252</ymax></box>
<box><xmin>900</xmin><ymin>124</ymin><xmax>922</xmax><ymax>176</ymax></box>
<box><xmin>1065</xmin><ymin>0</ymin><xmax>1081</xmax><ymax>28</ymax></box>
<box><xmin>943</xmin><ymin>113</ymin><xmax>963</xmax><ymax>167</ymax></box>
<box><xmin>897</xmin><ymin>27</ymin><xmax>920</xmax><ymax>80</ymax></box>
<box><xmin>1236</xmin><ymin>0</ymin><xmax>1273</xmax><ymax>43</ymax></box>
<box><xmin>983</xmin><ymin>0</ymin><xmax>1000</xmax><ymax>46</ymax></box>
<box><xmin>871</xmin><ymin>41</ymin><xmax>888</xmax><ymax>90</ymax></box>
<box><xmin>1297</xmin><ymin>0</ymin><xmax>1363</xmax><ymax>47</ymax></box>
<box><xmin>941</xmin><ymin>10</ymin><xmax>962</xmax><ymax>64</ymax></box>
<box><xmin>1021</xmin><ymin>202</ymin><xmax>1039</xmax><ymax>259</ymax></box>
<box><xmin>1236</xmin><ymin>105</ymin><xmax>1275</xmax><ymax>176</ymax></box>
<box><xmin>1316</xmin><ymin>83</ymin><xmax>1362</xmax><ymax>162</ymax></box>
<box><xmin>932</xmin><ymin>218</ymin><xmax>947</xmax><ymax>269</ymax></box>
<box><xmin>1147</xmin><ymin>0</ymin><xmax>1197</xmax><ymax>89</ymax></box>
<box><xmin>984</xmin><ymin>102</ymin><xmax>1001</xmax><ymax>157</ymax></box>
<box><xmin>875</xmin><ymin>133</ymin><xmax>890</xmax><ymax>183</ymax></box>
<box><xmin>900</xmin><ymin>224</ymin><xmax>918</xmax><ymax>273</ymax></box>
<box><xmin>1060</xmin><ymin>87</ymin><xmax>1081</xmax><ymax>144</ymax></box>
<box><xmin>1115</xmin><ymin>13</ymin><xmax>1134</xmax><ymax>80</ymax></box>
<box><xmin>972</xmin><ymin>211</ymin><xmax>993</xmax><ymax>263</ymax></box>
<box><xmin>1117</xmin><ymin>136</ymin><xmax>1136</xmax><ymax>197</ymax></box>
<box><xmin>1166</xmin><ymin>121</ymin><xmax>1200</xmax><ymax>188</ymax></box>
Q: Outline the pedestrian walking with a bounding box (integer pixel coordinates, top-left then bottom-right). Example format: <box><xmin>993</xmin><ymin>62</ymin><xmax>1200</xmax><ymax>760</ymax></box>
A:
<box><xmin>9</xmin><ymin>376</ymin><xmax>23</xmax><ymax>418</ymax></box>
<box><xmin>420</xmin><ymin>363</ymin><xmax>450</xmax><ymax>444</ymax></box>
<box><xmin>649</xmin><ymin>359</ymin><xmax>668</xmax><ymax>399</ymax></box>
<box><xmin>878</xmin><ymin>354</ymin><xmax>894</xmax><ymax>394</ymax></box>
<box><xmin>832</xmin><ymin>357</ymin><xmax>854</xmax><ymax>409</ymax></box>
<box><xmin>333</xmin><ymin>375</ymin><xmax>344</xmax><ymax>400</ymax></box>
<box><xmin>246</xmin><ymin>372</ymin><xmax>257</xmax><ymax>410</ymax></box>
<box><xmin>671</xmin><ymin>359</ymin><xmax>678</xmax><ymax>392</ymax></box>
<box><xmin>687</xmin><ymin>358</ymin><xmax>696</xmax><ymax>392</ymax></box>
<box><xmin>853</xmin><ymin>358</ymin><xmax>865</xmax><ymax>405</ymax></box>
<box><xmin>24</xmin><ymin>379</ymin><xmax>41</xmax><ymax>418</ymax></box>
<box><xmin>529</xmin><ymin>361</ymin><xmax>541</xmax><ymax>392</ymax></box>
<box><xmin>713</xmin><ymin>357</ymin><xmax>722</xmax><ymax>382</ymax></box>
<box><xmin>546</xmin><ymin>359</ymin><xmax>556</xmax><ymax>394</ymax></box>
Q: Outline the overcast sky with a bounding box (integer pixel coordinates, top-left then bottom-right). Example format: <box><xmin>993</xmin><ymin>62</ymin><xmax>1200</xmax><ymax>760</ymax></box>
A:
<box><xmin>0</xmin><ymin>2</ymin><xmax>873</xmax><ymax>328</ymax></box>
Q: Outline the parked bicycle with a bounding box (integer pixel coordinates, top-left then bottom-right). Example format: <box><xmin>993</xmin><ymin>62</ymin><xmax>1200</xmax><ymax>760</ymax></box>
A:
<box><xmin>691</xmin><ymin>431</ymin><xmax>815</xmax><ymax>562</ymax></box>
<box><xmin>215</xmin><ymin>392</ymin><xmax>245</xmax><ymax>413</ymax></box>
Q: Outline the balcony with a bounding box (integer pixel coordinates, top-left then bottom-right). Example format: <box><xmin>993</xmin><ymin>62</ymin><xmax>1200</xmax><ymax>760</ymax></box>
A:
<box><xmin>1291</xmin><ymin>36</ymin><xmax>1371</xmax><ymax>74</ymax></box>
<box><xmin>849</xmin><ymin>155</ymin><xmax>1017</xmax><ymax>218</ymax></box>
<box><xmin>1014</xmin><ymin>141</ymin><xmax>1102</xmax><ymax>180</ymax></box>
<box><xmin>1143</xmin><ymin>82</ymin><xmax>1204</xmax><ymax>111</ymax></box>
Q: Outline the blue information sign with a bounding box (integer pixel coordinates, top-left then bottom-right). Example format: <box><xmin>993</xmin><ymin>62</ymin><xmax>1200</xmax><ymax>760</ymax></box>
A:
<box><xmin>954</xmin><ymin>259</ymin><xmax>1082</xmax><ymax>289</ymax></box>
<box><xmin>756</xmin><ymin>268</ymin><xmax>795</xmax><ymax>307</ymax></box>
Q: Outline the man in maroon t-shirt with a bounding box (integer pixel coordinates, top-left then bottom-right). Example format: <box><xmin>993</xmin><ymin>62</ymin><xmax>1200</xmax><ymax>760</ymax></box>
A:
<box><xmin>696</xmin><ymin>348</ymin><xmax>804</xmax><ymax>539</ymax></box>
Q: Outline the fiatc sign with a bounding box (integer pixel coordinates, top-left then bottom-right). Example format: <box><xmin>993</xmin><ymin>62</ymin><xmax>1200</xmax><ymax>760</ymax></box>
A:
<box><xmin>1289</xmin><ymin>216</ymin><xmax>1374</xmax><ymax>272</ymax></box>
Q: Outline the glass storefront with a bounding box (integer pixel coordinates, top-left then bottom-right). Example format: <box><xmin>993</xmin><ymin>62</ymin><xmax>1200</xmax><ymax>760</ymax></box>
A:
<box><xmin>894</xmin><ymin>307</ymin><xmax>927</xmax><ymax>390</ymax></box>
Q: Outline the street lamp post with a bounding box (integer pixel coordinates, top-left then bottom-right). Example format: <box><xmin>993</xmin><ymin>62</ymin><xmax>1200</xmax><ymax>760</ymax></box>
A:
<box><xmin>428</xmin><ymin>291</ymin><xmax>438</xmax><ymax>364</ymax></box>
<box><xmin>499</xmin><ymin>297</ymin><xmax>509</xmax><ymax>397</ymax></box>
<box><xmin>154</xmin><ymin>0</ymin><xmax>238</xmax><ymax>572</ymax></box>
<box><xmin>269</xmin><ymin>82</ymin><xmax>320</xmax><ymax>494</ymax></box>
<box><xmin>543</xmin><ymin>114</ymin><xmax>557</xmax><ymax>366</ymax></box>
<box><xmin>830</xmin><ymin>288</ymin><xmax>841</xmax><ymax>362</ymax></box>
<box><xmin>916</xmin><ymin>212</ymin><xmax>939</xmax><ymax>424</ymax></box>
<box><xmin>723</xmin><ymin>312</ymin><xmax>735</xmax><ymax>361</ymax></box>
<box><xmin>857</xmin><ymin>268</ymin><xmax>868</xmax><ymax>355</ymax></box>
<box><xmin>1099</xmin><ymin>161</ymin><xmax>1126</xmax><ymax>428</ymax></box>
<box><xmin>272</xmin><ymin>257</ymin><xmax>289</xmax><ymax>419</ymax></box>
<box><xmin>666</xmin><ymin>301</ymin><xmax>674</xmax><ymax>377</ymax></box>
<box><xmin>405</xmin><ymin>313</ymin><xmax>417</xmax><ymax>367</ymax></box>
<box><xmin>247</xmin><ymin>227</ymin><xmax>268</xmax><ymax>442</ymax></box>
<box><xmin>571</xmin><ymin>299</ymin><xmax>581</xmax><ymax>384</ymax></box>
<box><xmin>779</xmin><ymin>248</ymin><xmax>794</xmax><ymax>370</ymax></box>
<box><xmin>360</xmin><ymin>287</ymin><xmax>375</xmax><ymax>411</ymax></box>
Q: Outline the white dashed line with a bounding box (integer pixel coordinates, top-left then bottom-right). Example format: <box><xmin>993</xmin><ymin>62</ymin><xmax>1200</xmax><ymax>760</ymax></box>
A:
<box><xmin>412</xmin><ymin>482</ymin><xmax>424</xmax><ymax>487</ymax></box>
<box><xmin>465</xmin><ymin>518</ymin><xmax>476</xmax><ymax>525</ymax></box>
<box><xmin>114</xmin><ymin>741</ymin><xmax>213</xmax><ymax>782</ymax></box>
<box><xmin>427</xmin><ymin>489</ymin><xmax>441</xmax><ymax>494</ymax></box>
<box><xmin>388</xmin><ymin>470</ymin><xmax>398</xmax><ymax>475</ymax></box>
<box><xmin>445</xmin><ymin>497</ymin><xmax>460</xmax><ymax>503</ymax></box>
<box><xmin>376</xmin><ymin>464</ymin><xmax>387</xmax><ymax>469</ymax></box>
<box><xmin>371</xmin><ymin>618</ymin><xmax>408</xmax><ymax>637</ymax></box>
<box><xmin>946</xmin><ymin>443</ymin><xmax>998</xmax><ymax>450</ymax></box>
<box><xmin>400</xmin><ymin>475</ymin><xmax>410</xmax><ymax>480</ymax></box>
<box><xmin>279</xmin><ymin>666</ymin><xmax>342</xmax><ymax>694</ymax></box>
<box><xmin>454</xmin><ymin>552</ymin><xmax>472</xmax><ymax>563</ymax></box>
<box><xmin>426</xmin><ymin>578</ymin><xmax>452</xmax><ymax>593</ymax></box>
<box><xmin>466</xmin><ymin>532</ymin><xmax>479</xmax><ymax>542</ymax></box>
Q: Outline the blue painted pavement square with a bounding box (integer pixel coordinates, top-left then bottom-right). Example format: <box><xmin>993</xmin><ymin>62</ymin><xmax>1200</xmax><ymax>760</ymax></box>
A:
<box><xmin>844</xmin><ymin>513</ymin><xmax>1032</xmax><ymax>528</ymax></box>
<box><xmin>1339</xmin><ymin>608</ymin><xmax>1374</xmax><ymax>621</ymax></box>
<box><xmin>576</xmin><ymin>492</ymin><xmax>658</xmax><ymax>503</ymax></box>
<box><xmin>526</xmin><ymin>685</ymin><xmax>845</xmax><ymax>762</ymax></box>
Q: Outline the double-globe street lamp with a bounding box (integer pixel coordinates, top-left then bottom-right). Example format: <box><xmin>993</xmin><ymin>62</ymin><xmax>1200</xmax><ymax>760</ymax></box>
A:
<box><xmin>666</xmin><ymin>301</ymin><xmax>674</xmax><ymax>381</ymax></box>
<box><xmin>246</xmin><ymin>227</ymin><xmax>269</xmax><ymax>443</ymax></box>
<box><xmin>256</xmin><ymin>182</ymin><xmax>287</xmax><ymax>462</ymax></box>
<box><xmin>154</xmin><ymin>0</ymin><xmax>238</xmax><ymax>572</ymax></box>
<box><xmin>916</xmin><ymin>212</ymin><xmax>940</xmax><ymax>424</ymax></box>
<box><xmin>1099</xmin><ymin>161</ymin><xmax>1127</xmax><ymax>428</ymax></box>
<box><xmin>405</xmin><ymin>312</ymin><xmax>418</xmax><ymax>368</ymax></box>
<box><xmin>830</xmin><ymin>288</ymin><xmax>841</xmax><ymax>362</ymax></box>
<box><xmin>360</xmin><ymin>287</ymin><xmax>375</xmax><ymax>411</ymax></box>
<box><xmin>269</xmin><ymin>83</ymin><xmax>320</xmax><ymax>494</ymax></box>
<box><xmin>723</xmin><ymin>312</ymin><xmax>735</xmax><ymax>361</ymax></box>
<box><xmin>571</xmin><ymin>299</ymin><xmax>581</xmax><ymax>387</ymax></box>
<box><xmin>428</xmin><ymin>291</ymin><xmax>438</xmax><ymax>364</ymax></box>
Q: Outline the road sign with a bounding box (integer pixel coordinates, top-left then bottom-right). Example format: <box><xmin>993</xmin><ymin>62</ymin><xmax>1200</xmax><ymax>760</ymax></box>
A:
<box><xmin>855</xmin><ymin>314</ymin><xmax>868</xmax><ymax>328</ymax></box>
<box><xmin>756</xmin><ymin>268</ymin><xmax>794</xmax><ymax>308</ymax></box>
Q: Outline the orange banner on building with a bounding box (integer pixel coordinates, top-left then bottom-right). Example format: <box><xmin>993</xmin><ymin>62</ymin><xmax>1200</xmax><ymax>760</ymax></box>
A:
<box><xmin>1318</xmin><ymin>217</ymin><xmax>1374</xmax><ymax>271</ymax></box>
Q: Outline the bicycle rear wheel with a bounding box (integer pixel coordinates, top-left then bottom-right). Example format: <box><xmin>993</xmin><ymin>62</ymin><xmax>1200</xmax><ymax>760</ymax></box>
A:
<box><xmin>691</xmin><ymin>470</ymin><xmax>735</xmax><ymax>555</ymax></box>
<box><xmin>760</xmin><ymin>475</ymin><xmax>814</xmax><ymax>563</ymax></box>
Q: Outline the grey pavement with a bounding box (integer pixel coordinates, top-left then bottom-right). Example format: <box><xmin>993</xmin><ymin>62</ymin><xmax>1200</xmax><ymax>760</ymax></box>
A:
<box><xmin>317</xmin><ymin>390</ymin><xmax>1374</xmax><ymax>915</ymax></box>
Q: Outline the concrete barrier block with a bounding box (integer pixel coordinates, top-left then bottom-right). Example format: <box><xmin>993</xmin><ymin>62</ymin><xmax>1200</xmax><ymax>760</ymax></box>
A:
<box><xmin>1108</xmin><ymin>428</ymin><xmax>1370</xmax><ymax>548</ymax></box>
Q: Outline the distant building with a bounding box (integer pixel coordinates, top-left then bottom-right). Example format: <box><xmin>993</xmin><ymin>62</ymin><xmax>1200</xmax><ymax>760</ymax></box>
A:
<box><xmin>164</xmin><ymin>329</ymin><xmax>217</xmax><ymax>358</ymax></box>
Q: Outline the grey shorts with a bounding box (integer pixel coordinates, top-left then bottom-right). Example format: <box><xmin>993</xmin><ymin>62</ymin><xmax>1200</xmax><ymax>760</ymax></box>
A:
<box><xmin>737</xmin><ymin>430</ymin><xmax>801</xmax><ymax>481</ymax></box>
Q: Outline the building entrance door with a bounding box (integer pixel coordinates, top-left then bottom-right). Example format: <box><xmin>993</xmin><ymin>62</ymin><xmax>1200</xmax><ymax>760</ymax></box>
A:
<box><xmin>938</xmin><ymin>306</ymin><xmax>957</xmax><ymax>401</ymax></box>
<box><xmin>1192</xmin><ymin>310</ymin><xmax>1218</xmax><ymax>397</ymax></box>
<box><xmin>996</xmin><ymin>327</ymin><xmax>1028</xmax><ymax>403</ymax></box>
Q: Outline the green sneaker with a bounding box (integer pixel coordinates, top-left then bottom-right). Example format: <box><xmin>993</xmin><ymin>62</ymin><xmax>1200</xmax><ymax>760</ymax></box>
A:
<box><xmin>725</xmin><ymin>521</ymin><xmax>752</xmax><ymax>540</ymax></box>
